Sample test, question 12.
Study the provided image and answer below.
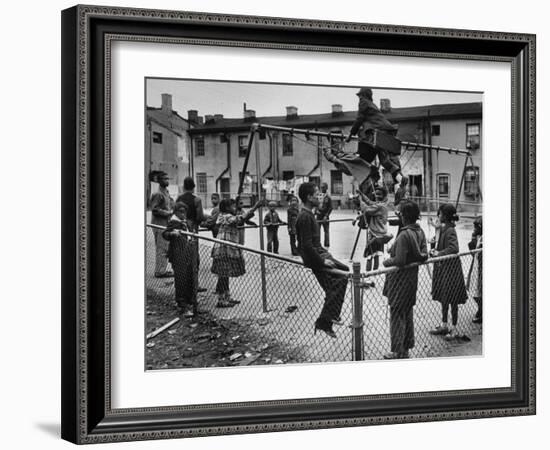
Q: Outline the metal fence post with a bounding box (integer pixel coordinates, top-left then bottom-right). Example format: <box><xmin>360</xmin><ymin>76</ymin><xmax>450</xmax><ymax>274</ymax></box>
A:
<box><xmin>254</xmin><ymin>130</ymin><xmax>268</xmax><ymax>312</ymax></box>
<box><xmin>351</xmin><ymin>262</ymin><xmax>364</xmax><ymax>361</ymax></box>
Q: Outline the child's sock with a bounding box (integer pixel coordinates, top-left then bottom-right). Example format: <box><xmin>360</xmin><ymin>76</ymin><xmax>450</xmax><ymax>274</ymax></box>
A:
<box><xmin>373</xmin><ymin>255</ymin><xmax>379</xmax><ymax>271</ymax></box>
<box><xmin>366</xmin><ymin>257</ymin><xmax>373</xmax><ymax>272</ymax></box>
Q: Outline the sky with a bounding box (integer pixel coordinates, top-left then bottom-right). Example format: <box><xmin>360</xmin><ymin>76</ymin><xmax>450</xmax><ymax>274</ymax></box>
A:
<box><xmin>146</xmin><ymin>78</ymin><xmax>482</xmax><ymax>119</ymax></box>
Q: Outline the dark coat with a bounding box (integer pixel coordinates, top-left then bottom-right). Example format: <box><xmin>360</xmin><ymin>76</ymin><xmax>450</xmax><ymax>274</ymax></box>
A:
<box><xmin>162</xmin><ymin>218</ymin><xmax>193</xmax><ymax>266</ymax></box>
<box><xmin>431</xmin><ymin>224</ymin><xmax>468</xmax><ymax>304</ymax></box>
<box><xmin>382</xmin><ymin>223</ymin><xmax>428</xmax><ymax>310</ymax></box>
<box><xmin>349</xmin><ymin>97</ymin><xmax>398</xmax><ymax>143</ymax></box>
<box><xmin>287</xmin><ymin>205</ymin><xmax>299</xmax><ymax>234</ymax></box>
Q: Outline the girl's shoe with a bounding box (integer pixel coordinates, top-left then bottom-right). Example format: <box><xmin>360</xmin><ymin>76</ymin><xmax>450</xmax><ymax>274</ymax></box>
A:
<box><xmin>216</xmin><ymin>293</ymin><xmax>234</xmax><ymax>308</ymax></box>
<box><xmin>444</xmin><ymin>330</ymin><xmax>460</xmax><ymax>341</ymax></box>
<box><xmin>331</xmin><ymin>317</ymin><xmax>344</xmax><ymax>326</ymax></box>
<box><xmin>429</xmin><ymin>325</ymin><xmax>449</xmax><ymax>335</ymax></box>
<box><xmin>216</xmin><ymin>300</ymin><xmax>234</xmax><ymax>308</ymax></box>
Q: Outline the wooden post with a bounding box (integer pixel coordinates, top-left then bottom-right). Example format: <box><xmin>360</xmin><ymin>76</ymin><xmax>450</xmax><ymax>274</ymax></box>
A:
<box><xmin>351</xmin><ymin>262</ymin><xmax>364</xmax><ymax>361</ymax></box>
<box><xmin>254</xmin><ymin>132</ymin><xmax>268</xmax><ymax>312</ymax></box>
<box><xmin>237</xmin><ymin>125</ymin><xmax>257</xmax><ymax>197</ymax></box>
<box><xmin>455</xmin><ymin>154</ymin><xmax>470</xmax><ymax>210</ymax></box>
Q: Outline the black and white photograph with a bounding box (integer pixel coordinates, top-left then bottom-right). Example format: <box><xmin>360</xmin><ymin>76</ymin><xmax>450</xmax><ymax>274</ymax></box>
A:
<box><xmin>144</xmin><ymin>79</ymin><xmax>483</xmax><ymax>369</ymax></box>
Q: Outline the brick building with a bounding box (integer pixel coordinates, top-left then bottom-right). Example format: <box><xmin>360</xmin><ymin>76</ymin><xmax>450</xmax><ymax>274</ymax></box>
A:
<box><xmin>145</xmin><ymin>93</ymin><xmax>194</xmax><ymax>201</ymax></box>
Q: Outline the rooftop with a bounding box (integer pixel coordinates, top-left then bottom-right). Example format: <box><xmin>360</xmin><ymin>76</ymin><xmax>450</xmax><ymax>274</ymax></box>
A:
<box><xmin>187</xmin><ymin>102</ymin><xmax>482</xmax><ymax>135</ymax></box>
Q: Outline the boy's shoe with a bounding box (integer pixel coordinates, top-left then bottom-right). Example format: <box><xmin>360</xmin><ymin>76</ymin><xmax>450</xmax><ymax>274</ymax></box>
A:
<box><xmin>197</xmin><ymin>287</ymin><xmax>207</xmax><ymax>293</ymax></box>
<box><xmin>383</xmin><ymin>351</ymin><xmax>409</xmax><ymax>359</ymax></box>
<box><xmin>228</xmin><ymin>297</ymin><xmax>241</xmax><ymax>305</ymax></box>
<box><xmin>314</xmin><ymin>319</ymin><xmax>337</xmax><ymax>339</ymax></box>
<box><xmin>429</xmin><ymin>325</ymin><xmax>449</xmax><ymax>336</ymax></box>
<box><xmin>472</xmin><ymin>317</ymin><xmax>482</xmax><ymax>324</ymax></box>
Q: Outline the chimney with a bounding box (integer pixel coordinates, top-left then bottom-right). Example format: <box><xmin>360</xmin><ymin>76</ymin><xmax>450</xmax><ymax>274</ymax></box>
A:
<box><xmin>187</xmin><ymin>109</ymin><xmax>198</xmax><ymax>124</ymax></box>
<box><xmin>286</xmin><ymin>106</ymin><xmax>298</xmax><ymax>119</ymax></box>
<box><xmin>161</xmin><ymin>93</ymin><xmax>172</xmax><ymax>112</ymax></box>
<box><xmin>380</xmin><ymin>98</ymin><xmax>391</xmax><ymax>113</ymax></box>
<box><xmin>205</xmin><ymin>114</ymin><xmax>215</xmax><ymax>124</ymax></box>
<box><xmin>331</xmin><ymin>104</ymin><xmax>343</xmax><ymax>117</ymax></box>
<box><xmin>214</xmin><ymin>114</ymin><xmax>224</xmax><ymax>122</ymax></box>
<box><xmin>197</xmin><ymin>116</ymin><xmax>204</xmax><ymax>125</ymax></box>
<box><xmin>244</xmin><ymin>109</ymin><xmax>256</xmax><ymax>122</ymax></box>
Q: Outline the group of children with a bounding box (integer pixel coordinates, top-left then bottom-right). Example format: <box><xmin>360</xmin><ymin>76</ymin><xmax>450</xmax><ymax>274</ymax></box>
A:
<box><xmin>158</xmin><ymin>182</ymin><xmax>482</xmax><ymax>359</ymax></box>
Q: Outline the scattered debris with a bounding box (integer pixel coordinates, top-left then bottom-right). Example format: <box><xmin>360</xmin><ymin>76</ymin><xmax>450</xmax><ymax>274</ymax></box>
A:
<box><xmin>237</xmin><ymin>354</ymin><xmax>261</xmax><ymax>366</ymax></box>
<box><xmin>229</xmin><ymin>353</ymin><xmax>243</xmax><ymax>361</ymax></box>
<box><xmin>146</xmin><ymin>317</ymin><xmax>180</xmax><ymax>340</ymax></box>
<box><xmin>274</xmin><ymin>359</ymin><xmax>284</xmax><ymax>364</ymax></box>
<box><xmin>146</xmin><ymin>342</ymin><xmax>155</xmax><ymax>348</ymax></box>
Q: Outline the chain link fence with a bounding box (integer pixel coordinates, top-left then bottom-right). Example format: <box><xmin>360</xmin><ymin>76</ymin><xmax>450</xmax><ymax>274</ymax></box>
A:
<box><xmin>358</xmin><ymin>249</ymin><xmax>482</xmax><ymax>360</ymax></box>
<box><xmin>145</xmin><ymin>224</ymin><xmax>482</xmax><ymax>368</ymax></box>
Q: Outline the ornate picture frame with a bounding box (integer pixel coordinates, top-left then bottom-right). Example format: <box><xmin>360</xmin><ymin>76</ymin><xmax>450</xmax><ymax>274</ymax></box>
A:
<box><xmin>61</xmin><ymin>5</ymin><xmax>535</xmax><ymax>444</ymax></box>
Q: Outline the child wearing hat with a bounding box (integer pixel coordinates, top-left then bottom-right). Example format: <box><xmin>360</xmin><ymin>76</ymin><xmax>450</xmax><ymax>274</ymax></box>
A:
<box><xmin>264</xmin><ymin>200</ymin><xmax>283</xmax><ymax>254</ymax></box>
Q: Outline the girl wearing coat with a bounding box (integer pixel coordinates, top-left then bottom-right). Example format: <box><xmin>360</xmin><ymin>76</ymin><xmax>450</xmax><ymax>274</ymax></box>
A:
<box><xmin>211</xmin><ymin>198</ymin><xmax>262</xmax><ymax>308</ymax></box>
<box><xmin>382</xmin><ymin>200</ymin><xmax>428</xmax><ymax>359</ymax></box>
<box><xmin>429</xmin><ymin>204</ymin><xmax>468</xmax><ymax>340</ymax></box>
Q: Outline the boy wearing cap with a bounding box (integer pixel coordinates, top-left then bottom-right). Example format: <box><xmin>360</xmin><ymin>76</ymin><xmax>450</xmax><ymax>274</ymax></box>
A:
<box><xmin>264</xmin><ymin>201</ymin><xmax>282</xmax><ymax>254</ymax></box>
<box><xmin>150</xmin><ymin>171</ymin><xmax>175</xmax><ymax>278</ymax></box>
<box><xmin>345</xmin><ymin>87</ymin><xmax>406</xmax><ymax>186</ymax></box>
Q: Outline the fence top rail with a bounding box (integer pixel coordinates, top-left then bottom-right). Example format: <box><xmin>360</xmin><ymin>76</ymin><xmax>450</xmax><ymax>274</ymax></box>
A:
<box><xmin>361</xmin><ymin>248</ymin><xmax>482</xmax><ymax>278</ymax></box>
<box><xmin>254</xmin><ymin>123</ymin><xmax>471</xmax><ymax>156</ymax></box>
<box><xmin>147</xmin><ymin>223</ymin><xmax>351</xmax><ymax>277</ymax></box>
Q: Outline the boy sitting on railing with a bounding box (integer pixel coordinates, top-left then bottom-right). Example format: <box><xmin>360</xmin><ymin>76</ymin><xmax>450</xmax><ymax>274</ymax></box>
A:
<box><xmin>296</xmin><ymin>182</ymin><xmax>349</xmax><ymax>339</ymax></box>
<box><xmin>162</xmin><ymin>202</ymin><xmax>198</xmax><ymax>318</ymax></box>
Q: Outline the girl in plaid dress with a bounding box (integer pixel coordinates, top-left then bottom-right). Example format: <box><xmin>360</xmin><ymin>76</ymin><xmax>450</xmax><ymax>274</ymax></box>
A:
<box><xmin>211</xmin><ymin>198</ymin><xmax>262</xmax><ymax>307</ymax></box>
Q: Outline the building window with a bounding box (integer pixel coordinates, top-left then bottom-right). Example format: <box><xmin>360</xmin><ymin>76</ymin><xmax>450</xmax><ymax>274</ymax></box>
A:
<box><xmin>331</xmin><ymin>170</ymin><xmax>343</xmax><ymax>195</ymax></box>
<box><xmin>437</xmin><ymin>174</ymin><xmax>450</xmax><ymax>198</ymax></box>
<box><xmin>195</xmin><ymin>137</ymin><xmax>205</xmax><ymax>156</ymax></box>
<box><xmin>196</xmin><ymin>172</ymin><xmax>208</xmax><ymax>194</ymax></box>
<box><xmin>152</xmin><ymin>132</ymin><xmax>163</xmax><ymax>144</ymax></box>
<box><xmin>431</xmin><ymin>124</ymin><xmax>440</xmax><ymax>136</ymax></box>
<box><xmin>309</xmin><ymin>176</ymin><xmax>320</xmax><ymax>187</ymax></box>
<box><xmin>282</xmin><ymin>133</ymin><xmax>293</xmax><ymax>156</ymax></box>
<box><xmin>282</xmin><ymin>171</ymin><xmax>295</xmax><ymax>181</ymax></box>
<box><xmin>466</xmin><ymin>123</ymin><xmax>481</xmax><ymax>150</ymax></box>
<box><xmin>238</xmin><ymin>135</ymin><xmax>248</xmax><ymax>157</ymax></box>
<box><xmin>464</xmin><ymin>166</ymin><xmax>480</xmax><ymax>198</ymax></box>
